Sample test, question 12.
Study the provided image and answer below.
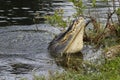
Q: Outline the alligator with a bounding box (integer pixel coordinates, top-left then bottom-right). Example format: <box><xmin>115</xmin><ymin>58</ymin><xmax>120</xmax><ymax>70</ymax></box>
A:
<box><xmin>48</xmin><ymin>17</ymin><xmax>86</xmax><ymax>58</ymax></box>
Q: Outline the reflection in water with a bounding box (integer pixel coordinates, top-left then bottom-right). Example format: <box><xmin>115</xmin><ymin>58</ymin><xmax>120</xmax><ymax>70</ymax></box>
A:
<box><xmin>0</xmin><ymin>0</ymin><xmax>51</xmax><ymax>26</ymax></box>
<box><xmin>0</xmin><ymin>0</ymin><xmax>72</xmax><ymax>26</ymax></box>
<box><xmin>0</xmin><ymin>0</ymin><xmax>39</xmax><ymax>26</ymax></box>
<box><xmin>0</xmin><ymin>0</ymin><xmax>119</xmax><ymax>26</ymax></box>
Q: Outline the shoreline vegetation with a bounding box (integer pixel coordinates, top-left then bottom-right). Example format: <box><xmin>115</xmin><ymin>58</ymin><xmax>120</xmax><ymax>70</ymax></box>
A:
<box><xmin>22</xmin><ymin>0</ymin><xmax>120</xmax><ymax>80</ymax></box>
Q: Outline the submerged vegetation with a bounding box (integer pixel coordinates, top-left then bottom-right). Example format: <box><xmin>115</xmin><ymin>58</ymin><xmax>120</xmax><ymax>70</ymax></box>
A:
<box><xmin>44</xmin><ymin>9</ymin><xmax>67</xmax><ymax>28</ymax></box>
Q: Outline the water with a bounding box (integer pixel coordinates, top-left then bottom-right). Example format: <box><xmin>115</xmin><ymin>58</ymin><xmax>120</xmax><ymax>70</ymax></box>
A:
<box><xmin>0</xmin><ymin>0</ymin><xmax>75</xmax><ymax>26</ymax></box>
<box><xmin>0</xmin><ymin>0</ymin><xmax>119</xmax><ymax>26</ymax></box>
<box><xmin>0</xmin><ymin>0</ymin><xmax>119</xmax><ymax>80</ymax></box>
<box><xmin>0</xmin><ymin>24</ymin><xmax>63</xmax><ymax>80</ymax></box>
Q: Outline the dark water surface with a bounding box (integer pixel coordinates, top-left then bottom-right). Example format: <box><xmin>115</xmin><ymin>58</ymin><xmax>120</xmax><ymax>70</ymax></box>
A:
<box><xmin>0</xmin><ymin>0</ymin><xmax>74</xmax><ymax>26</ymax></box>
<box><xmin>0</xmin><ymin>0</ymin><xmax>119</xmax><ymax>80</ymax></box>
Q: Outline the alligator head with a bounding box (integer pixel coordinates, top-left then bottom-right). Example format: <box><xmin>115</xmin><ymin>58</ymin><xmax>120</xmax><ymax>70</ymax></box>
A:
<box><xmin>48</xmin><ymin>17</ymin><xmax>86</xmax><ymax>57</ymax></box>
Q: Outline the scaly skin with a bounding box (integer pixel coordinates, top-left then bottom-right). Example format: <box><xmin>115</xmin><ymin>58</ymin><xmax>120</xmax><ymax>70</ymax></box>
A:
<box><xmin>48</xmin><ymin>17</ymin><xmax>86</xmax><ymax>58</ymax></box>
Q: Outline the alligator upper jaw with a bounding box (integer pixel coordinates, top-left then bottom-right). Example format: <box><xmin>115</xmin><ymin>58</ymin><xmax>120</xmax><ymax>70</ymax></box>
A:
<box><xmin>62</xmin><ymin>21</ymin><xmax>85</xmax><ymax>54</ymax></box>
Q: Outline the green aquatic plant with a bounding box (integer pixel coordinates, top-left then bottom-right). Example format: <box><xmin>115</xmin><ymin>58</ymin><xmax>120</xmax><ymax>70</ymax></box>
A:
<box><xmin>69</xmin><ymin>0</ymin><xmax>86</xmax><ymax>16</ymax></box>
<box><xmin>116</xmin><ymin>8</ymin><xmax>120</xmax><ymax>15</ymax></box>
<box><xmin>92</xmin><ymin>0</ymin><xmax>96</xmax><ymax>7</ymax></box>
<box><xmin>116</xmin><ymin>8</ymin><xmax>120</xmax><ymax>24</ymax></box>
<box><xmin>44</xmin><ymin>9</ymin><xmax>67</xmax><ymax>28</ymax></box>
<box><xmin>33</xmin><ymin>75</ymin><xmax>45</xmax><ymax>80</ymax></box>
